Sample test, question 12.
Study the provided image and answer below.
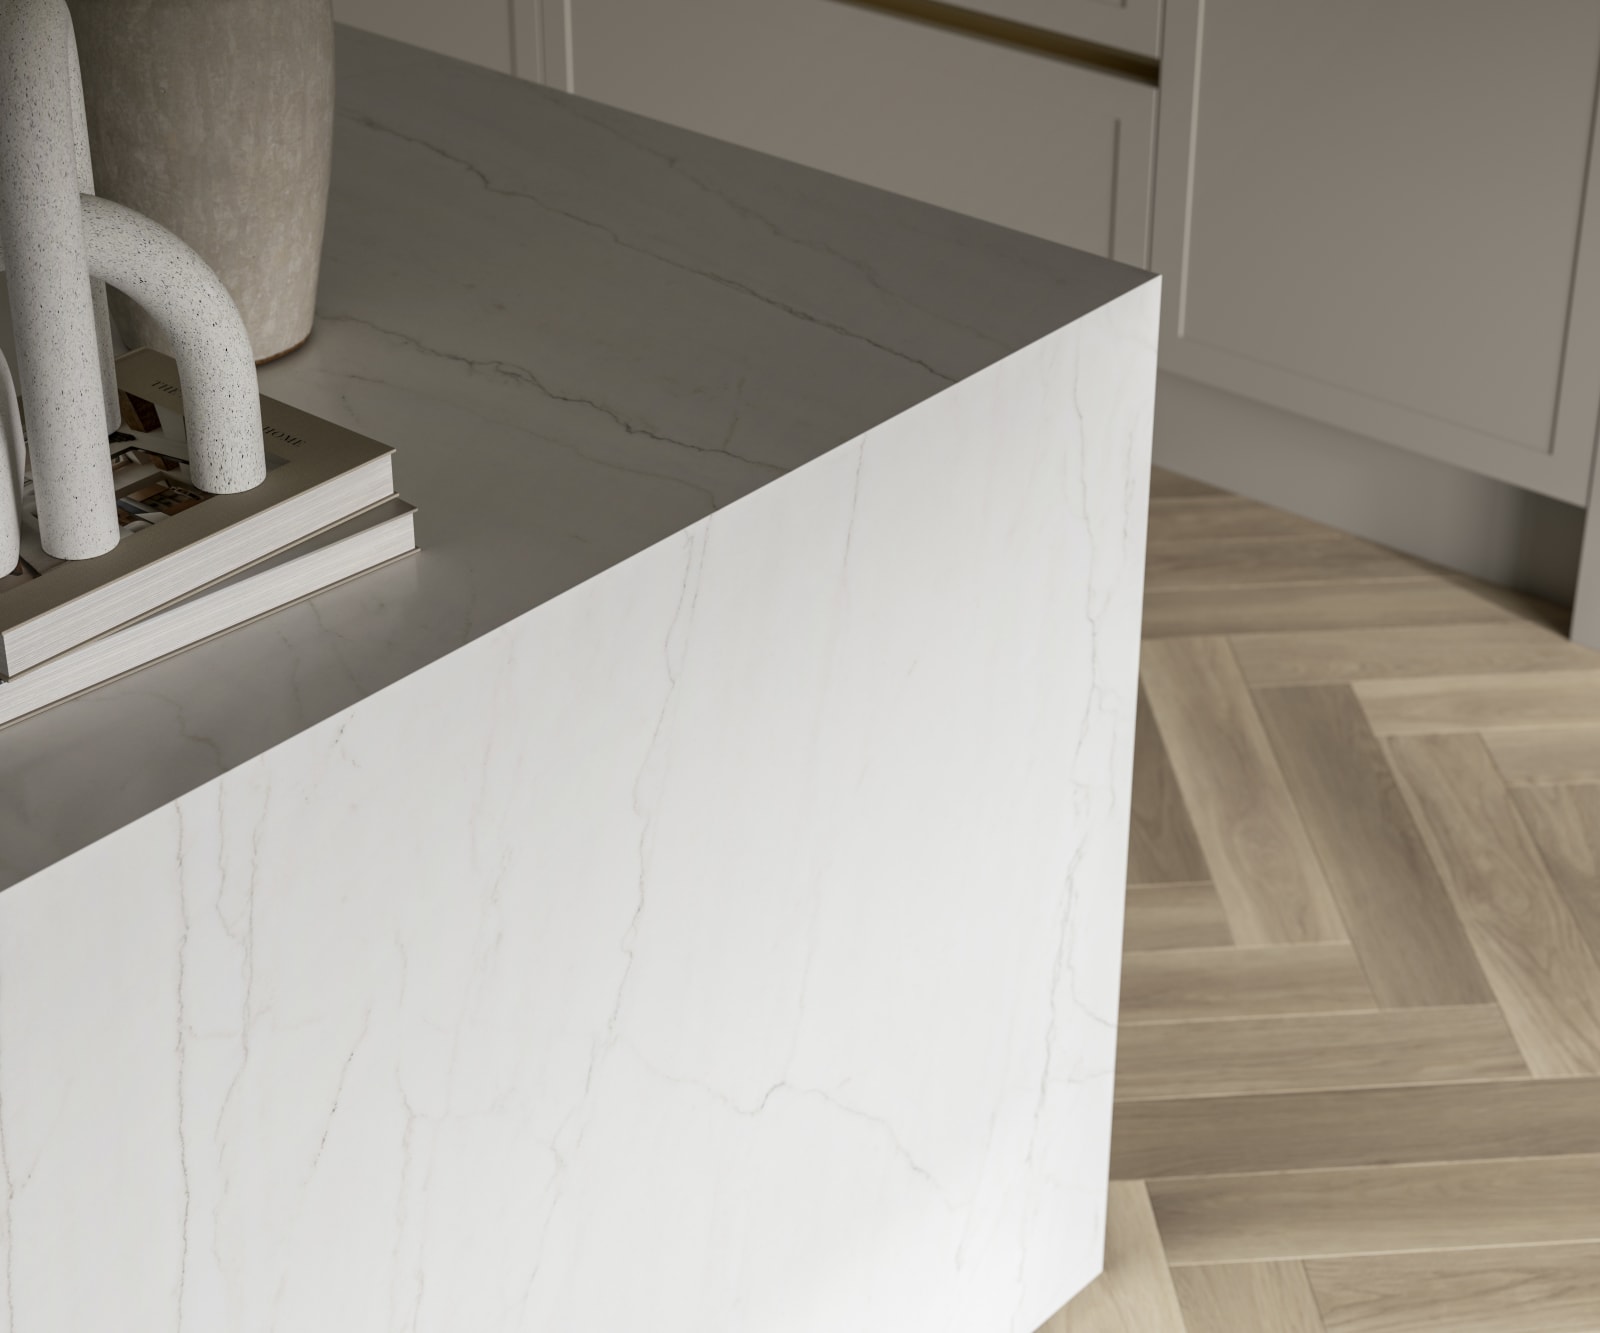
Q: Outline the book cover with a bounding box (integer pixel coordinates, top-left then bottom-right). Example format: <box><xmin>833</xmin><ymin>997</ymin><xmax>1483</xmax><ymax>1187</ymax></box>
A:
<box><xmin>0</xmin><ymin>348</ymin><xmax>396</xmax><ymax>677</ymax></box>
<box><xmin>0</xmin><ymin>499</ymin><xmax>416</xmax><ymax>728</ymax></box>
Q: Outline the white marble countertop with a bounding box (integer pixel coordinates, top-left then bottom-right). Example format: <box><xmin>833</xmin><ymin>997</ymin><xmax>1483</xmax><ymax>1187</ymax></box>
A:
<box><xmin>0</xmin><ymin>26</ymin><xmax>1146</xmax><ymax>891</ymax></box>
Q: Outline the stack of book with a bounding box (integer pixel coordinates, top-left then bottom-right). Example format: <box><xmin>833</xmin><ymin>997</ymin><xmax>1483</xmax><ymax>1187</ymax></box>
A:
<box><xmin>0</xmin><ymin>348</ymin><xmax>416</xmax><ymax>728</ymax></box>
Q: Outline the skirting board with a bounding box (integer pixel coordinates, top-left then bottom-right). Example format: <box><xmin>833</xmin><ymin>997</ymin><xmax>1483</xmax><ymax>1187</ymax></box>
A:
<box><xmin>1153</xmin><ymin>370</ymin><xmax>1587</xmax><ymax>613</ymax></box>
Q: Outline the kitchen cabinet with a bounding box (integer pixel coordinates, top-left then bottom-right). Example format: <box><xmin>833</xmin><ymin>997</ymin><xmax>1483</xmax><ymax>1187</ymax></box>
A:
<box><xmin>331</xmin><ymin>0</ymin><xmax>514</xmax><ymax>73</ymax></box>
<box><xmin>316</xmin><ymin>0</ymin><xmax>1600</xmax><ymax>639</ymax></box>
<box><xmin>552</xmin><ymin>0</ymin><xmax>1157</xmax><ymax>265</ymax></box>
<box><xmin>1152</xmin><ymin>0</ymin><xmax>1600</xmax><ymax>505</ymax></box>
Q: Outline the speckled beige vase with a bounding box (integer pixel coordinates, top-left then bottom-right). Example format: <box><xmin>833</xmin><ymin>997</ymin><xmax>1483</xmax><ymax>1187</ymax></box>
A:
<box><xmin>66</xmin><ymin>0</ymin><xmax>334</xmax><ymax>363</ymax></box>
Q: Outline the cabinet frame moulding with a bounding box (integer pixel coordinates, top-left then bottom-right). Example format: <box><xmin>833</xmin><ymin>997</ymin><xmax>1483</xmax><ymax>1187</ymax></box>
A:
<box><xmin>1110</xmin><ymin>100</ymin><xmax>1158</xmax><ymax>267</ymax></box>
<box><xmin>1150</xmin><ymin>0</ymin><xmax>1600</xmax><ymax>506</ymax></box>
<box><xmin>513</xmin><ymin>0</ymin><xmax>574</xmax><ymax>89</ymax></box>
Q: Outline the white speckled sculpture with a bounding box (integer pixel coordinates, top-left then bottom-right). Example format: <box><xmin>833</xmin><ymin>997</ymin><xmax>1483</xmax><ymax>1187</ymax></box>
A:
<box><xmin>80</xmin><ymin>197</ymin><xmax>266</xmax><ymax>495</ymax></box>
<box><xmin>0</xmin><ymin>26</ymin><xmax>1160</xmax><ymax>1329</ymax></box>
<box><xmin>0</xmin><ymin>0</ymin><xmax>117</xmax><ymax>558</ymax></box>
<box><xmin>0</xmin><ymin>349</ymin><xmax>24</xmax><ymax>572</ymax></box>
<box><xmin>66</xmin><ymin>22</ymin><xmax>120</xmax><ymax>437</ymax></box>
<box><xmin>0</xmin><ymin>0</ymin><xmax>266</xmax><ymax>560</ymax></box>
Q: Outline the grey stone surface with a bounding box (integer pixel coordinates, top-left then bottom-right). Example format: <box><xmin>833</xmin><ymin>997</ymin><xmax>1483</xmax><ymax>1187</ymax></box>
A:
<box><xmin>0</xmin><ymin>24</ymin><xmax>1150</xmax><ymax>890</ymax></box>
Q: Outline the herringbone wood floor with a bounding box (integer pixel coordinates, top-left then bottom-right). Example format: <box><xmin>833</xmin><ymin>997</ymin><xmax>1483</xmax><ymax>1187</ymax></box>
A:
<box><xmin>1042</xmin><ymin>469</ymin><xmax>1600</xmax><ymax>1333</ymax></box>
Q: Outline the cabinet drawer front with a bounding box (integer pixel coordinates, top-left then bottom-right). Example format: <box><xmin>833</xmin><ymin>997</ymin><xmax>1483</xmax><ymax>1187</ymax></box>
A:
<box><xmin>333</xmin><ymin>0</ymin><xmax>514</xmax><ymax>73</ymax></box>
<box><xmin>952</xmin><ymin>0</ymin><xmax>1163</xmax><ymax>59</ymax></box>
<box><xmin>563</xmin><ymin>0</ymin><xmax>1156</xmax><ymax>265</ymax></box>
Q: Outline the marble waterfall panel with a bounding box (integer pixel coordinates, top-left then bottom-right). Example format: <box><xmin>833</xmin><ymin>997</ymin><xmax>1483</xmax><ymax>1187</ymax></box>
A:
<box><xmin>0</xmin><ymin>281</ymin><xmax>1156</xmax><ymax>1333</ymax></box>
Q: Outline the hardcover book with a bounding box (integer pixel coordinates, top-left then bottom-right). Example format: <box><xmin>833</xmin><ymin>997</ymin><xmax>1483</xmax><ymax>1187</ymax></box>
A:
<box><xmin>0</xmin><ymin>498</ymin><xmax>416</xmax><ymax>728</ymax></box>
<box><xmin>0</xmin><ymin>348</ymin><xmax>396</xmax><ymax>678</ymax></box>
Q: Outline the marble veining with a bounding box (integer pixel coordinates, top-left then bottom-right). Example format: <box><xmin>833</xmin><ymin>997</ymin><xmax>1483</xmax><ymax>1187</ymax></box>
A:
<box><xmin>0</xmin><ymin>28</ymin><xmax>1146</xmax><ymax>891</ymax></box>
<box><xmin>0</xmin><ymin>25</ymin><xmax>1157</xmax><ymax>1333</ymax></box>
<box><xmin>0</xmin><ymin>281</ymin><xmax>1156</xmax><ymax>1331</ymax></box>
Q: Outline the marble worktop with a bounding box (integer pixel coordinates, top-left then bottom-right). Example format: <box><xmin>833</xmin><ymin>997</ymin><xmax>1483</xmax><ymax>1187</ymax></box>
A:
<box><xmin>0</xmin><ymin>26</ymin><xmax>1147</xmax><ymax>891</ymax></box>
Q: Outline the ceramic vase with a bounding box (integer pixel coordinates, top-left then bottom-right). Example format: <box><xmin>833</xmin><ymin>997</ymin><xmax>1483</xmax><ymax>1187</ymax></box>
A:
<box><xmin>65</xmin><ymin>0</ymin><xmax>334</xmax><ymax>363</ymax></box>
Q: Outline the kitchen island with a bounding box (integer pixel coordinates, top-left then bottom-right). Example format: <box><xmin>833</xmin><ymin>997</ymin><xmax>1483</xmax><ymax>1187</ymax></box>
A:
<box><xmin>0</xmin><ymin>27</ymin><xmax>1157</xmax><ymax>1332</ymax></box>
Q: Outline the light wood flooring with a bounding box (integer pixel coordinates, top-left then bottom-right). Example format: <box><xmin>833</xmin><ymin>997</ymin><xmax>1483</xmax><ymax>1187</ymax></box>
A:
<box><xmin>1041</xmin><ymin>469</ymin><xmax>1600</xmax><ymax>1333</ymax></box>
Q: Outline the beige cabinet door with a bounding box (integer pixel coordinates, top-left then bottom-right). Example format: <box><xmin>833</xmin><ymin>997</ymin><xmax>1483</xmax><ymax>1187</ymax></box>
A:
<box><xmin>1152</xmin><ymin>0</ymin><xmax>1600</xmax><ymax>503</ymax></box>
<box><xmin>553</xmin><ymin>0</ymin><xmax>1157</xmax><ymax>265</ymax></box>
<box><xmin>333</xmin><ymin>0</ymin><xmax>514</xmax><ymax>73</ymax></box>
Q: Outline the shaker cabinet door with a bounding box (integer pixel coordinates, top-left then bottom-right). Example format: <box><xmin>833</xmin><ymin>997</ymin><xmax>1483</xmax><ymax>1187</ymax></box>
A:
<box><xmin>1152</xmin><ymin>0</ymin><xmax>1600</xmax><ymax>503</ymax></box>
<box><xmin>552</xmin><ymin>0</ymin><xmax>1157</xmax><ymax>265</ymax></box>
<box><xmin>332</xmin><ymin>0</ymin><xmax>514</xmax><ymax>73</ymax></box>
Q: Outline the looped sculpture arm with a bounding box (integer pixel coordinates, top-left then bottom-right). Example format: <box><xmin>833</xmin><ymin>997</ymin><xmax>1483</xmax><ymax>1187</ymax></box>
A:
<box><xmin>1</xmin><ymin>0</ymin><xmax>265</xmax><ymax>562</ymax></box>
<box><xmin>65</xmin><ymin>11</ymin><xmax>121</xmax><ymax>436</ymax></box>
<box><xmin>0</xmin><ymin>0</ymin><xmax>114</xmax><ymax>573</ymax></box>
<box><xmin>0</xmin><ymin>0</ymin><xmax>119</xmax><ymax>558</ymax></box>
<box><xmin>79</xmin><ymin>195</ymin><xmax>266</xmax><ymax>495</ymax></box>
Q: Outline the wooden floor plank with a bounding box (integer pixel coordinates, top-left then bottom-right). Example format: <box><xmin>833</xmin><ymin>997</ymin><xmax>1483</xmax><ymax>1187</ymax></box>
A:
<box><xmin>1111</xmin><ymin>1079</ymin><xmax>1600</xmax><ymax>1180</ymax></box>
<box><xmin>1128</xmin><ymin>689</ymin><xmax>1209</xmax><ymax>886</ymax></box>
<box><xmin>1142</xmin><ymin>580</ymin><xmax>1515</xmax><ymax>639</ymax></box>
<box><xmin>1232</xmin><ymin>622</ymin><xmax>1595</xmax><ymax>686</ymax></box>
<box><xmin>1149</xmin><ymin>467</ymin><xmax>1226</xmax><ymax>499</ymax></box>
<box><xmin>1145</xmin><ymin>535</ymin><xmax>1427</xmax><ymax>592</ymax></box>
<box><xmin>1120</xmin><ymin>944</ymin><xmax>1373</xmax><ymax>1025</ymax></box>
<box><xmin>1140</xmin><ymin>639</ymin><xmax>1347</xmax><ymax>944</ymax></box>
<box><xmin>1123</xmin><ymin>884</ymin><xmax>1232</xmax><ymax>952</ymax></box>
<box><xmin>1388</xmin><ymin>735</ymin><xmax>1600</xmax><ymax>1077</ymax></box>
<box><xmin>1358</xmin><ymin>670</ymin><xmax>1600</xmax><ymax>735</ymax></box>
<box><xmin>1113</xmin><ymin>1006</ymin><xmax>1527</xmax><ymax>1102</ymax></box>
<box><xmin>1171</xmin><ymin>1262</ymin><xmax>1326</xmax><ymax>1333</ymax></box>
<box><xmin>1487</xmin><ymin>727</ymin><xmax>1600</xmax><ymax>785</ymax></box>
<box><xmin>1512</xmin><ymin>785</ymin><xmax>1600</xmax><ymax>963</ymax></box>
<box><xmin>1040</xmin><ymin>1182</ymin><xmax>1188</xmax><ymax>1333</ymax></box>
<box><xmin>1070</xmin><ymin>468</ymin><xmax>1599</xmax><ymax>1328</ymax></box>
<box><xmin>1148</xmin><ymin>1155</ymin><xmax>1600</xmax><ymax>1266</ymax></box>
<box><xmin>1306</xmin><ymin>1244</ymin><xmax>1600</xmax><ymax>1333</ymax></box>
<box><xmin>1148</xmin><ymin>496</ymin><xmax>1330</xmax><ymax>545</ymax></box>
<box><xmin>1254</xmin><ymin>685</ymin><xmax>1491</xmax><ymax>1007</ymax></box>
